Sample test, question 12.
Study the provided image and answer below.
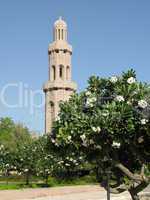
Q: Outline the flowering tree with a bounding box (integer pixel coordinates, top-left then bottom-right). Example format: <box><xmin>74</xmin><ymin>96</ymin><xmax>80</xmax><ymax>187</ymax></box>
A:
<box><xmin>52</xmin><ymin>70</ymin><xmax>150</xmax><ymax>200</ymax></box>
<box><xmin>34</xmin><ymin>135</ymin><xmax>56</xmax><ymax>185</ymax></box>
<box><xmin>15</xmin><ymin>140</ymin><xmax>38</xmax><ymax>185</ymax></box>
<box><xmin>0</xmin><ymin>144</ymin><xmax>17</xmax><ymax>184</ymax></box>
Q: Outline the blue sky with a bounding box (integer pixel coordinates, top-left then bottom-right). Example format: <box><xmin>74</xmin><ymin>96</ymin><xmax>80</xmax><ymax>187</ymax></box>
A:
<box><xmin>0</xmin><ymin>0</ymin><xmax>150</xmax><ymax>133</ymax></box>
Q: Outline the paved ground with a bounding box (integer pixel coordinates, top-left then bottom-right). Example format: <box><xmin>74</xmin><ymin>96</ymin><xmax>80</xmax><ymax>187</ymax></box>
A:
<box><xmin>0</xmin><ymin>185</ymin><xmax>132</xmax><ymax>200</ymax></box>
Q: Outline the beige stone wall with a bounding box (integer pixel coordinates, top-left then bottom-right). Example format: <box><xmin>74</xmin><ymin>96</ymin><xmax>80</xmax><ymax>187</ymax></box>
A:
<box><xmin>43</xmin><ymin>17</ymin><xmax>77</xmax><ymax>133</ymax></box>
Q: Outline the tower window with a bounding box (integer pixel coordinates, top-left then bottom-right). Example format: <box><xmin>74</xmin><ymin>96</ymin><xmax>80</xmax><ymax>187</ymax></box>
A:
<box><xmin>58</xmin><ymin>29</ymin><xmax>60</xmax><ymax>40</ymax></box>
<box><xmin>50</xmin><ymin>101</ymin><xmax>55</xmax><ymax>121</ymax></box>
<box><xmin>62</xmin><ymin>29</ymin><xmax>63</xmax><ymax>40</ymax></box>
<box><xmin>59</xmin><ymin>65</ymin><xmax>64</xmax><ymax>79</ymax></box>
<box><xmin>63</xmin><ymin>50</ymin><xmax>67</xmax><ymax>53</ymax></box>
<box><xmin>52</xmin><ymin>65</ymin><xmax>56</xmax><ymax>80</ymax></box>
<box><xmin>66</xmin><ymin>66</ymin><xmax>70</xmax><ymax>80</ymax></box>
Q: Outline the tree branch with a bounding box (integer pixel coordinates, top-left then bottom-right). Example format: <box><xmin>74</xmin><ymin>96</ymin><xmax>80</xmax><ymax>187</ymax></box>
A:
<box><xmin>115</xmin><ymin>163</ymin><xmax>144</xmax><ymax>183</ymax></box>
<box><xmin>100</xmin><ymin>181</ymin><xmax>127</xmax><ymax>194</ymax></box>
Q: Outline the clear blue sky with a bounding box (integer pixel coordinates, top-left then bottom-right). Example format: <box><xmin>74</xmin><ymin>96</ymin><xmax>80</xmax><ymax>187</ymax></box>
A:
<box><xmin>0</xmin><ymin>0</ymin><xmax>150</xmax><ymax>133</ymax></box>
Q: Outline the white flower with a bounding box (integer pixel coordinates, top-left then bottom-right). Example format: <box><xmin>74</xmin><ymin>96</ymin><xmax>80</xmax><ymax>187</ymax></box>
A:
<box><xmin>65</xmin><ymin>163</ymin><xmax>70</xmax><ymax>166</ymax></box>
<box><xmin>86</xmin><ymin>96</ymin><xmax>97</xmax><ymax>107</ymax></box>
<box><xmin>56</xmin><ymin>116</ymin><xmax>60</xmax><ymax>121</ymax></box>
<box><xmin>97</xmin><ymin>127</ymin><xmax>101</xmax><ymax>133</ymax></box>
<box><xmin>112</xmin><ymin>142</ymin><xmax>121</xmax><ymax>148</ymax></box>
<box><xmin>138</xmin><ymin>100</ymin><xmax>148</xmax><ymax>109</ymax></box>
<box><xmin>51</xmin><ymin>138</ymin><xmax>56</xmax><ymax>143</ymax></box>
<box><xmin>0</xmin><ymin>145</ymin><xmax>4</xmax><ymax>150</ymax></box>
<box><xmin>115</xmin><ymin>95</ymin><xmax>125</xmax><ymax>102</ymax></box>
<box><xmin>102</xmin><ymin>111</ymin><xmax>109</xmax><ymax>117</ymax></box>
<box><xmin>127</xmin><ymin>101</ymin><xmax>132</xmax><ymax>105</ymax></box>
<box><xmin>85</xmin><ymin>91</ymin><xmax>91</xmax><ymax>96</ymax></box>
<box><xmin>80</xmin><ymin>134</ymin><xmax>86</xmax><ymax>141</ymax></box>
<box><xmin>24</xmin><ymin>169</ymin><xmax>29</xmax><ymax>172</ymax></box>
<box><xmin>138</xmin><ymin>136</ymin><xmax>144</xmax><ymax>143</ymax></box>
<box><xmin>140</xmin><ymin>119</ymin><xmax>148</xmax><ymax>125</ymax></box>
<box><xmin>67</xmin><ymin>136</ymin><xmax>72</xmax><ymax>141</ymax></box>
<box><xmin>82</xmin><ymin>140</ymin><xmax>88</xmax><ymax>147</ymax></box>
<box><xmin>92</xmin><ymin>126</ymin><xmax>101</xmax><ymax>133</ymax></box>
<box><xmin>127</xmin><ymin>77</ymin><xmax>136</xmax><ymax>84</ymax></box>
<box><xmin>92</xmin><ymin>127</ymin><xmax>97</xmax><ymax>132</ymax></box>
<box><xmin>110</xmin><ymin>76</ymin><xmax>118</xmax><ymax>83</ymax></box>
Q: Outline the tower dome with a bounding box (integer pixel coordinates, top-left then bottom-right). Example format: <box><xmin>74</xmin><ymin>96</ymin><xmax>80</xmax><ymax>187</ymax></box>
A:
<box><xmin>54</xmin><ymin>16</ymin><xmax>67</xmax><ymax>28</ymax></box>
<box><xmin>53</xmin><ymin>17</ymin><xmax>68</xmax><ymax>41</ymax></box>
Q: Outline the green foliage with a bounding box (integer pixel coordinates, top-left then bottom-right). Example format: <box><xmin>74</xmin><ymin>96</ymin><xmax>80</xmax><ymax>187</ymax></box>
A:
<box><xmin>52</xmin><ymin>69</ymin><xmax>150</xmax><ymax>197</ymax></box>
<box><xmin>0</xmin><ymin>118</ymin><xmax>31</xmax><ymax>151</ymax></box>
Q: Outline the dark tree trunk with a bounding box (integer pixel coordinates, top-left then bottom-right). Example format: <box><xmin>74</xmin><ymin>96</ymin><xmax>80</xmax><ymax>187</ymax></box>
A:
<box><xmin>129</xmin><ymin>189</ymin><xmax>140</xmax><ymax>200</ymax></box>
<box><xmin>45</xmin><ymin>175</ymin><xmax>49</xmax><ymax>185</ymax></box>
<box><xmin>25</xmin><ymin>173</ymin><xmax>30</xmax><ymax>185</ymax></box>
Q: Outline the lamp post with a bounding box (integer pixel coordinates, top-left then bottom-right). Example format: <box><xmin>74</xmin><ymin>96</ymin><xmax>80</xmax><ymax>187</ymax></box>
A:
<box><xmin>107</xmin><ymin>169</ymin><xmax>111</xmax><ymax>200</ymax></box>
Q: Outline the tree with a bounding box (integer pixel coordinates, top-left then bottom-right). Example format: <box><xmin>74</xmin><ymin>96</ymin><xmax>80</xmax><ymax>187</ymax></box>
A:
<box><xmin>52</xmin><ymin>69</ymin><xmax>150</xmax><ymax>200</ymax></box>
<box><xmin>0</xmin><ymin>144</ymin><xmax>16</xmax><ymax>184</ymax></box>
<box><xmin>15</xmin><ymin>139</ymin><xmax>38</xmax><ymax>185</ymax></box>
<box><xmin>0</xmin><ymin>117</ymin><xmax>31</xmax><ymax>151</ymax></box>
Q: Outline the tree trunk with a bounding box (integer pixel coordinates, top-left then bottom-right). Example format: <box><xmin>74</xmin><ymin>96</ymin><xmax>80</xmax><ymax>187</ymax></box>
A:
<box><xmin>129</xmin><ymin>189</ymin><xmax>140</xmax><ymax>200</ymax></box>
<box><xmin>45</xmin><ymin>175</ymin><xmax>48</xmax><ymax>185</ymax></box>
<box><xmin>26</xmin><ymin>173</ymin><xmax>30</xmax><ymax>185</ymax></box>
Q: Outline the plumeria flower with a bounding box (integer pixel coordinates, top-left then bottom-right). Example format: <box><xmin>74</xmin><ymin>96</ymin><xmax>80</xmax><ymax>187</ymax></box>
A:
<box><xmin>80</xmin><ymin>134</ymin><xmax>86</xmax><ymax>141</ymax></box>
<box><xmin>112</xmin><ymin>142</ymin><xmax>121</xmax><ymax>148</ymax></box>
<box><xmin>127</xmin><ymin>77</ymin><xmax>136</xmax><ymax>84</ymax></box>
<box><xmin>127</xmin><ymin>101</ymin><xmax>132</xmax><ymax>105</ymax></box>
<box><xmin>65</xmin><ymin>163</ymin><xmax>70</xmax><ymax>166</ymax></box>
<box><xmin>138</xmin><ymin>100</ymin><xmax>148</xmax><ymax>109</ymax></box>
<box><xmin>92</xmin><ymin>126</ymin><xmax>101</xmax><ymax>133</ymax></box>
<box><xmin>86</xmin><ymin>96</ymin><xmax>97</xmax><ymax>107</ymax></box>
<box><xmin>102</xmin><ymin>111</ymin><xmax>109</xmax><ymax>117</ymax></box>
<box><xmin>92</xmin><ymin>127</ymin><xmax>97</xmax><ymax>132</ymax></box>
<box><xmin>0</xmin><ymin>145</ymin><xmax>4</xmax><ymax>150</ymax></box>
<box><xmin>82</xmin><ymin>140</ymin><xmax>88</xmax><ymax>147</ymax></box>
<box><xmin>56</xmin><ymin>116</ymin><xmax>60</xmax><ymax>121</ymax></box>
<box><xmin>140</xmin><ymin>119</ymin><xmax>148</xmax><ymax>125</ymax></box>
<box><xmin>85</xmin><ymin>91</ymin><xmax>91</xmax><ymax>96</ymax></box>
<box><xmin>51</xmin><ymin>138</ymin><xmax>56</xmax><ymax>143</ymax></box>
<box><xmin>97</xmin><ymin>127</ymin><xmax>101</xmax><ymax>132</ymax></box>
<box><xmin>110</xmin><ymin>76</ymin><xmax>118</xmax><ymax>83</ymax></box>
<box><xmin>138</xmin><ymin>136</ymin><xmax>144</xmax><ymax>144</ymax></box>
<box><xmin>115</xmin><ymin>95</ymin><xmax>125</xmax><ymax>102</ymax></box>
<box><xmin>67</xmin><ymin>136</ymin><xmax>72</xmax><ymax>141</ymax></box>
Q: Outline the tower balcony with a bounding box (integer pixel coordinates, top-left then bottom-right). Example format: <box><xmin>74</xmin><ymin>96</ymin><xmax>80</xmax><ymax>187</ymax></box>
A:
<box><xmin>43</xmin><ymin>80</ymin><xmax>77</xmax><ymax>92</ymax></box>
<box><xmin>48</xmin><ymin>41</ymin><xmax>72</xmax><ymax>54</ymax></box>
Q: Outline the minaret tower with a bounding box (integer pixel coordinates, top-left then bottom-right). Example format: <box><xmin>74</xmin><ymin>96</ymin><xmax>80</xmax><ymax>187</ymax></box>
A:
<box><xmin>43</xmin><ymin>17</ymin><xmax>77</xmax><ymax>133</ymax></box>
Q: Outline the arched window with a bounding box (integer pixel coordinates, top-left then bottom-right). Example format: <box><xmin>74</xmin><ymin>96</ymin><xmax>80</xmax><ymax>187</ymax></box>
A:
<box><xmin>66</xmin><ymin>66</ymin><xmax>70</xmax><ymax>80</ymax></box>
<box><xmin>58</xmin><ymin>29</ymin><xmax>60</xmax><ymax>40</ymax></box>
<box><xmin>52</xmin><ymin>65</ymin><xmax>56</xmax><ymax>81</ymax></box>
<box><xmin>50</xmin><ymin>101</ymin><xmax>55</xmax><ymax>121</ymax></box>
<box><xmin>59</xmin><ymin>65</ymin><xmax>64</xmax><ymax>80</ymax></box>
<box><xmin>62</xmin><ymin>29</ymin><xmax>63</xmax><ymax>40</ymax></box>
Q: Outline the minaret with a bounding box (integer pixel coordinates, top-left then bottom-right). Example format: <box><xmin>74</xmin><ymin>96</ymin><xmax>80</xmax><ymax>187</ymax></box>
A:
<box><xmin>43</xmin><ymin>17</ymin><xmax>77</xmax><ymax>133</ymax></box>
